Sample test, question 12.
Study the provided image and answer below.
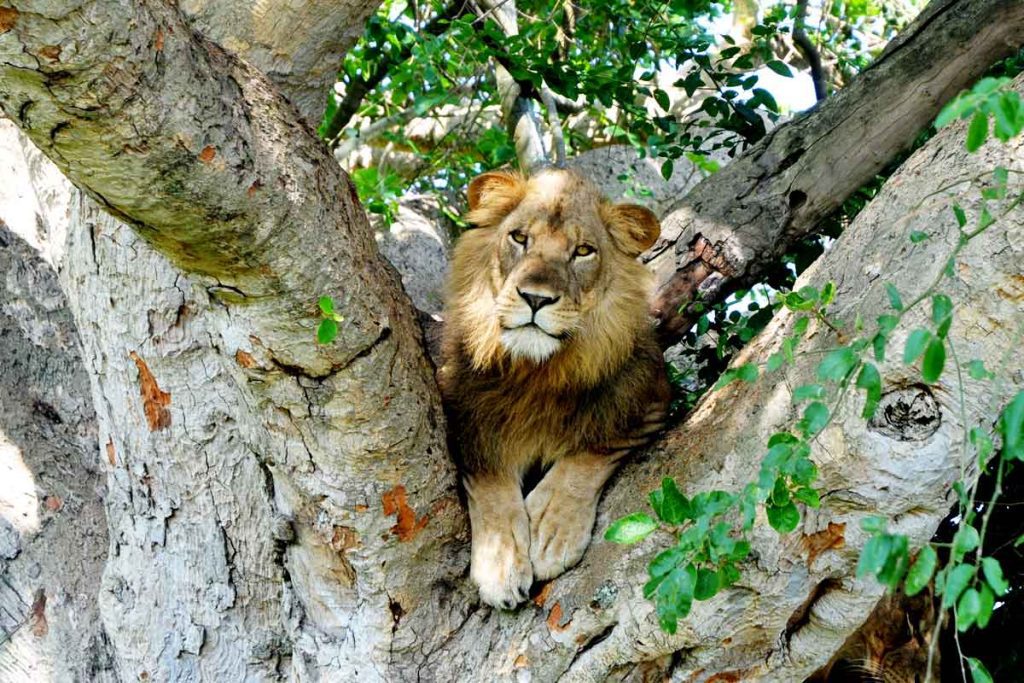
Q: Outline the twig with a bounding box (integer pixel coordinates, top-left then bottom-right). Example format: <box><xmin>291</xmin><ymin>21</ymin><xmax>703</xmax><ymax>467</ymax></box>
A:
<box><xmin>540</xmin><ymin>86</ymin><xmax>567</xmax><ymax>167</ymax></box>
<box><xmin>793</xmin><ymin>0</ymin><xmax>827</xmax><ymax>102</ymax></box>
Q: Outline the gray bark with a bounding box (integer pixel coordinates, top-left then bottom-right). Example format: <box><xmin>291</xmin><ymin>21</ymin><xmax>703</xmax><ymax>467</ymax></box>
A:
<box><xmin>1</xmin><ymin>1</ymin><xmax>458</xmax><ymax>679</ymax></box>
<box><xmin>0</xmin><ymin>214</ymin><xmax>114</xmax><ymax>681</ymax></box>
<box><xmin>0</xmin><ymin>0</ymin><xmax>1022</xmax><ymax>680</ymax></box>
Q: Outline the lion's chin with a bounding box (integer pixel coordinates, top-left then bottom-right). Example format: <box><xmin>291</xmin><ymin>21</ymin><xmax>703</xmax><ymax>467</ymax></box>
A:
<box><xmin>500</xmin><ymin>325</ymin><xmax>562</xmax><ymax>363</ymax></box>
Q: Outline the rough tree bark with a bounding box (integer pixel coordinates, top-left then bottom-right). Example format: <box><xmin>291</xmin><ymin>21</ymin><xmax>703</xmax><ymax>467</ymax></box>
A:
<box><xmin>0</xmin><ymin>1</ymin><xmax>1022</xmax><ymax>681</ymax></box>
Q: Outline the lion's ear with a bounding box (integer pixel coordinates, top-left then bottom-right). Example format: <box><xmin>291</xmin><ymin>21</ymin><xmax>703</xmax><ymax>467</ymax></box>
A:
<box><xmin>602</xmin><ymin>203</ymin><xmax>661</xmax><ymax>257</ymax></box>
<box><xmin>466</xmin><ymin>171</ymin><xmax>526</xmax><ymax>227</ymax></box>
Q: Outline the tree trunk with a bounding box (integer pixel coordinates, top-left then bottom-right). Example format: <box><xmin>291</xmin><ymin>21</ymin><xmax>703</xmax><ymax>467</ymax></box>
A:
<box><xmin>1</xmin><ymin>1</ymin><xmax>1022</xmax><ymax>680</ymax></box>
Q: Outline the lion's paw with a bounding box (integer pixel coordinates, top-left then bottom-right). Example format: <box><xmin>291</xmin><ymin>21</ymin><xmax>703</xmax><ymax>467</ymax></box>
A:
<box><xmin>471</xmin><ymin>522</ymin><xmax>533</xmax><ymax>609</ymax></box>
<box><xmin>526</xmin><ymin>481</ymin><xmax>598</xmax><ymax>581</ymax></box>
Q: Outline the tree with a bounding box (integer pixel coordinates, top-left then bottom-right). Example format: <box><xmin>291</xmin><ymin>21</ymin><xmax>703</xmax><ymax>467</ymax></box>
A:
<box><xmin>0</xmin><ymin>0</ymin><xmax>1022</xmax><ymax>681</ymax></box>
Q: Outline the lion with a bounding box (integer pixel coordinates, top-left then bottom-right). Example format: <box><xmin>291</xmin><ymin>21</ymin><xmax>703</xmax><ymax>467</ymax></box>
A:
<box><xmin>438</xmin><ymin>168</ymin><xmax>671</xmax><ymax>608</ymax></box>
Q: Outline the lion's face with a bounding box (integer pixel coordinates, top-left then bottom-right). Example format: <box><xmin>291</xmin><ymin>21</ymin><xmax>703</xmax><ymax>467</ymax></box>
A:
<box><xmin>448</xmin><ymin>169</ymin><xmax>660</xmax><ymax>368</ymax></box>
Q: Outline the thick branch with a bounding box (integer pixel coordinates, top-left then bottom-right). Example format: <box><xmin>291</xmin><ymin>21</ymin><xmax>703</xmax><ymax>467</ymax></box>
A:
<box><xmin>180</xmin><ymin>0</ymin><xmax>384</xmax><ymax>126</ymax></box>
<box><xmin>648</xmin><ymin>0</ymin><xmax>1024</xmax><ymax>347</ymax></box>
<box><xmin>0</xmin><ymin>0</ymin><xmax>408</xmax><ymax>374</ymax></box>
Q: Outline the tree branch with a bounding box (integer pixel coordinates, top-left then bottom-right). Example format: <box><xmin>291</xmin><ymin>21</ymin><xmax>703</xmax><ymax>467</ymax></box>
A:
<box><xmin>476</xmin><ymin>0</ymin><xmax>551</xmax><ymax>173</ymax></box>
<box><xmin>0</xmin><ymin>0</ymin><xmax>415</xmax><ymax>374</ymax></box>
<box><xmin>180</xmin><ymin>0</ymin><xmax>385</xmax><ymax>126</ymax></box>
<box><xmin>648</xmin><ymin>0</ymin><xmax>1024</xmax><ymax>348</ymax></box>
<box><xmin>792</xmin><ymin>0</ymin><xmax>827</xmax><ymax>103</ymax></box>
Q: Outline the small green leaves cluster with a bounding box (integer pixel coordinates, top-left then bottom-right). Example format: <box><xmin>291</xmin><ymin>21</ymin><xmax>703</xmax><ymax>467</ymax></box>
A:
<box><xmin>316</xmin><ymin>296</ymin><xmax>344</xmax><ymax>344</ymax></box>
<box><xmin>936</xmin><ymin>77</ymin><xmax>1024</xmax><ymax>152</ymax></box>
<box><xmin>605</xmin><ymin>477</ymin><xmax>750</xmax><ymax>633</ymax></box>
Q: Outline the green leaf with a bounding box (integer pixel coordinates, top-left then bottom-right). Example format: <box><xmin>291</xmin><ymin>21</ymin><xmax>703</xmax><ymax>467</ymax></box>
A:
<box><xmin>605</xmin><ymin>513</ymin><xmax>658</xmax><ymax>544</ymax></box>
<box><xmin>953</xmin><ymin>204</ymin><xmax>968</xmax><ymax>228</ymax></box>
<box><xmin>649</xmin><ymin>546</ymin><xmax>685</xmax><ymax>579</ymax></box>
<box><xmin>735</xmin><ymin>363</ymin><xmax>759</xmax><ymax>383</ymax></box>
<box><xmin>966</xmin><ymin>111</ymin><xmax>988</xmax><ymax>152</ymax></box>
<box><xmin>857</xmin><ymin>534</ymin><xmax>892</xmax><ymax>578</ymax></box>
<box><xmin>817</xmin><ymin>347</ymin><xmax>857</xmax><ymax>382</ymax></box>
<box><xmin>878</xmin><ymin>535</ymin><xmax>909</xmax><ymax>588</ymax></box>
<box><xmin>793</xmin><ymin>486</ymin><xmax>820</xmax><ymax>508</ymax></box>
<box><xmin>932</xmin><ymin>294</ymin><xmax>953</xmax><ymax>338</ymax></box>
<box><xmin>921</xmin><ymin>337</ymin><xmax>946</xmax><ymax>383</ymax></box>
<box><xmin>905</xmin><ymin>545</ymin><xmax>937</xmax><ymax>596</ymax></box>
<box><xmin>766</xmin><ymin>353</ymin><xmax>784</xmax><ymax>372</ymax></box>
<box><xmin>909</xmin><ymin>230</ymin><xmax>929</xmax><ymax>243</ymax></box>
<box><xmin>966</xmin><ymin>359</ymin><xmax>993</xmax><ymax>380</ymax></box>
<box><xmin>981</xmin><ymin>556</ymin><xmax>1009</xmax><ymax>596</ymax></box>
<box><xmin>655</xmin><ymin>564</ymin><xmax>696</xmax><ymax>634</ymax></box>
<box><xmin>941</xmin><ymin>564</ymin><xmax>976</xmax><ymax>609</ymax></box>
<box><xmin>651</xmin><ymin>477</ymin><xmax>691</xmax><ymax>525</ymax></box>
<box><xmin>856</xmin><ymin>363</ymin><xmax>882</xmax><ymax>420</ymax></box>
<box><xmin>317</xmin><ymin>318</ymin><xmax>339</xmax><ymax>344</ymax></box>
<box><xmin>957</xmin><ymin>588</ymin><xmax>981</xmax><ymax>632</ymax></box>
<box><xmin>800</xmin><ymin>402</ymin><xmax>830</xmax><ymax>438</ymax></box>
<box><xmin>953</xmin><ymin>525</ymin><xmax>980</xmax><ymax>559</ymax></box>
<box><xmin>766</xmin><ymin>500</ymin><xmax>800</xmax><ymax>533</ymax></box>
<box><xmin>860</xmin><ymin>516</ymin><xmax>888</xmax><ymax>534</ymax></box>
<box><xmin>967</xmin><ymin>657</ymin><xmax>994</xmax><ymax>683</ymax></box>
<box><xmin>793</xmin><ymin>384</ymin><xmax>826</xmax><ymax>401</ymax></box>
<box><xmin>318</xmin><ymin>295</ymin><xmax>335</xmax><ymax>316</ymax></box>
<box><xmin>661</xmin><ymin>158</ymin><xmax>674</xmax><ymax>181</ymax></box>
<box><xmin>793</xmin><ymin>317</ymin><xmax>810</xmax><ymax>337</ymax></box>
<box><xmin>903</xmin><ymin>329</ymin><xmax>932</xmax><ymax>364</ymax></box>
<box><xmin>694</xmin><ymin>567</ymin><xmax>720</xmax><ymax>600</ymax></box>
<box><xmin>820</xmin><ymin>282</ymin><xmax>836</xmax><ymax>306</ymax></box>
<box><xmin>999</xmin><ymin>390</ymin><xmax>1024</xmax><ymax>460</ymax></box>
<box><xmin>976</xmin><ymin>584</ymin><xmax>995</xmax><ymax>629</ymax></box>
<box><xmin>653</xmin><ymin>88</ymin><xmax>671</xmax><ymax>112</ymax></box>
<box><xmin>765</xmin><ymin>59</ymin><xmax>792</xmax><ymax>77</ymax></box>
<box><xmin>884</xmin><ymin>283</ymin><xmax>903</xmax><ymax>311</ymax></box>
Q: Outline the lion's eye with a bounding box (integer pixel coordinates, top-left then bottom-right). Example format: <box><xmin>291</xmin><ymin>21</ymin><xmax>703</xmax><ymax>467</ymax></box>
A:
<box><xmin>574</xmin><ymin>244</ymin><xmax>596</xmax><ymax>258</ymax></box>
<box><xmin>509</xmin><ymin>230</ymin><xmax>528</xmax><ymax>246</ymax></box>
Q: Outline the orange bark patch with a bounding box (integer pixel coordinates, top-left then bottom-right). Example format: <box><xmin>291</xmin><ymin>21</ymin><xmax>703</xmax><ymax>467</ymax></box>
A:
<box><xmin>129</xmin><ymin>352</ymin><xmax>171</xmax><ymax>431</ymax></box>
<box><xmin>546</xmin><ymin>602</ymin><xmax>571</xmax><ymax>632</ymax></box>
<box><xmin>353</xmin><ymin>504</ymin><xmax>369</xmax><ymax>513</ymax></box>
<box><xmin>30</xmin><ymin>590</ymin><xmax>47</xmax><ymax>637</ymax></box>
<box><xmin>247</xmin><ymin>180</ymin><xmax>263</xmax><ymax>197</ymax></box>
<box><xmin>154</xmin><ymin>28</ymin><xmax>164</xmax><ymax>51</ymax></box>
<box><xmin>38</xmin><ymin>45</ymin><xmax>61</xmax><ymax>61</ymax></box>
<box><xmin>0</xmin><ymin>7</ymin><xmax>18</xmax><ymax>34</ymax></box>
<box><xmin>802</xmin><ymin>522</ymin><xmax>846</xmax><ymax>567</ymax></box>
<box><xmin>43</xmin><ymin>496</ymin><xmax>63</xmax><ymax>512</ymax></box>
<box><xmin>381</xmin><ymin>485</ymin><xmax>429</xmax><ymax>541</ymax></box>
<box><xmin>532</xmin><ymin>581</ymin><xmax>553</xmax><ymax>607</ymax></box>
<box><xmin>106</xmin><ymin>439</ymin><xmax>116</xmax><ymax>466</ymax></box>
<box><xmin>198</xmin><ymin>146</ymin><xmax>216</xmax><ymax>163</ymax></box>
<box><xmin>513</xmin><ymin>654</ymin><xmax>529</xmax><ymax>669</ymax></box>
<box><xmin>235</xmin><ymin>350</ymin><xmax>258</xmax><ymax>368</ymax></box>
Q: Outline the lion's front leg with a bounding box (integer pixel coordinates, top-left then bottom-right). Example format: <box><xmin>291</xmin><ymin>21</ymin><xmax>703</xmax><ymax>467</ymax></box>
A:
<box><xmin>465</xmin><ymin>473</ymin><xmax>533</xmax><ymax>609</ymax></box>
<box><xmin>527</xmin><ymin>402</ymin><xmax>669</xmax><ymax>580</ymax></box>
<box><xmin>525</xmin><ymin>452</ymin><xmax>619</xmax><ymax>581</ymax></box>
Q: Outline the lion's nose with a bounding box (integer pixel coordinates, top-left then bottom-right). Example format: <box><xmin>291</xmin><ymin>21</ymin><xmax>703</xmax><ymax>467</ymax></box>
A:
<box><xmin>517</xmin><ymin>288</ymin><xmax>559</xmax><ymax>312</ymax></box>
